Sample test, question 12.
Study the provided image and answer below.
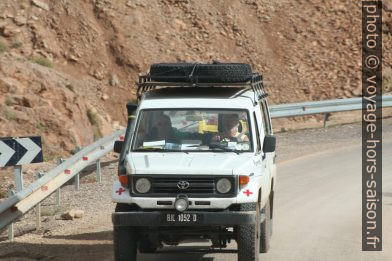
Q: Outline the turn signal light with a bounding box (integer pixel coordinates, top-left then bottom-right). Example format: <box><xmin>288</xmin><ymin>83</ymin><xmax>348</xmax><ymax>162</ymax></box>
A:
<box><xmin>239</xmin><ymin>175</ymin><xmax>250</xmax><ymax>185</ymax></box>
<box><xmin>119</xmin><ymin>175</ymin><xmax>129</xmax><ymax>187</ymax></box>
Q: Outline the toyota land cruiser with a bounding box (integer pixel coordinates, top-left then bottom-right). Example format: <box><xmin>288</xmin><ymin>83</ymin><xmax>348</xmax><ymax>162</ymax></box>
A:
<box><xmin>112</xmin><ymin>62</ymin><xmax>276</xmax><ymax>261</ymax></box>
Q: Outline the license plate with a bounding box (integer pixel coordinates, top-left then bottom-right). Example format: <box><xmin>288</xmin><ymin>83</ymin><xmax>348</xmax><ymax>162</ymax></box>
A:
<box><xmin>164</xmin><ymin>213</ymin><xmax>199</xmax><ymax>224</ymax></box>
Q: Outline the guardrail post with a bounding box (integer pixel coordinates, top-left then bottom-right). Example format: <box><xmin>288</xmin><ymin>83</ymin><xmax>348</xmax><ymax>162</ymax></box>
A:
<box><xmin>74</xmin><ymin>173</ymin><xmax>80</xmax><ymax>190</ymax></box>
<box><xmin>56</xmin><ymin>188</ymin><xmax>61</xmax><ymax>206</ymax></box>
<box><xmin>35</xmin><ymin>172</ymin><xmax>44</xmax><ymax>230</ymax></box>
<box><xmin>13</xmin><ymin>165</ymin><xmax>23</xmax><ymax>191</ymax></box>
<box><xmin>323</xmin><ymin>113</ymin><xmax>331</xmax><ymax>128</ymax></box>
<box><xmin>73</xmin><ymin>147</ymin><xmax>81</xmax><ymax>190</ymax></box>
<box><xmin>96</xmin><ymin>159</ymin><xmax>102</xmax><ymax>183</ymax></box>
<box><xmin>35</xmin><ymin>201</ymin><xmax>41</xmax><ymax>230</ymax></box>
<box><xmin>9</xmin><ymin>165</ymin><xmax>23</xmax><ymax>241</ymax></box>
<box><xmin>56</xmin><ymin>158</ymin><xmax>65</xmax><ymax>206</ymax></box>
<box><xmin>7</xmin><ymin>188</ymin><xmax>15</xmax><ymax>241</ymax></box>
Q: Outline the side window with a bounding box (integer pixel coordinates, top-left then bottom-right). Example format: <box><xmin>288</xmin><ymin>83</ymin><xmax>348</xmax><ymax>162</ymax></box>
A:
<box><xmin>253</xmin><ymin>112</ymin><xmax>261</xmax><ymax>151</ymax></box>
<box><xmin>260</xmin><ymin>100</ymin><xmax>272</xmax><ymax>134</ymax></box>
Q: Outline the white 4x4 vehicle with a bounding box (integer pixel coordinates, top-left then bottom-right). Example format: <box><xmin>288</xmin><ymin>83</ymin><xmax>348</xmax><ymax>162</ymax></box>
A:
<box><xmin>112</xmin><ymin>63</ymin><xmax>276</xmax><ymax>261</ymax></box>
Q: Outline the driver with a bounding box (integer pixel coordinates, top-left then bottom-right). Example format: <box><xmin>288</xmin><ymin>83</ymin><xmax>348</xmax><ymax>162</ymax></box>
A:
<box><xmin>212</xmin><ymin>114</ymin><xmax>249</xmax><ymax>142</ymax></box>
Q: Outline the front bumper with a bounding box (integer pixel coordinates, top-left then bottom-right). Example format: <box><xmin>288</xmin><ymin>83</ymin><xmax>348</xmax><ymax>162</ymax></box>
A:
<box><xmin>112</xmin><ymin>181</ymin><xmax>260</xmax><ymax>209</ymax></box>
<box><xmin>112</xmin><ymin>211</ymin><xmax>255</xmax><ymax>227</ymax></box>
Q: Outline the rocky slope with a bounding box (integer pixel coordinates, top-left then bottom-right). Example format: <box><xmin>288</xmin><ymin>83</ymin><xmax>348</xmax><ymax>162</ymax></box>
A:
<box><xmin>0</xmin><ymin>0</ymin><xmax>391</xmax><ymax>158</ymax></box>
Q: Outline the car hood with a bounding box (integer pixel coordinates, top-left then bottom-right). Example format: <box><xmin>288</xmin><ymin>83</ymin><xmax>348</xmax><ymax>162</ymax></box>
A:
<box><xmin>127</xmin><ymin>152</ymin><xmax>256</xmax><ymax>175</ymax></box>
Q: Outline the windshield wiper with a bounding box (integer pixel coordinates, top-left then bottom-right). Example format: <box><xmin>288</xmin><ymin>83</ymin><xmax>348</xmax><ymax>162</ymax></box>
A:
<box><xmin>134</xmin><ymin>147</ymin><xmax>188</xmax><ymax>153</ymax></box>
<box><xmin>208</xmin><ymin>144</ymin><xmax>242</xmax><ymax>154</ymax></box>
<box><xmin>183</xmin><ymin>144</ymin><xmax>201</xmax><ymax>147</ymax></box>
<box><xmin>178</xmin><ymin>121</ymin><xmax>199</xmax><ymax>131</ymax></box>
<box><xmin>134</xmin><ymin>147</ymin><xmax>165</xmax><ymax>152</ymax></box>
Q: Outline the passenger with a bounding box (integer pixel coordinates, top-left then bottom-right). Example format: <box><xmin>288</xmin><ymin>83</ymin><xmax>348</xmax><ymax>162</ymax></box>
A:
<box><xmin>212</xmin><ymin>114</ymin><xmax>249</xmax><ymax>142</ymax></box>
<box><xmin>149</xmin><ymin>114</ymin><xmax>178</xmax><ymax>142</ymax></box>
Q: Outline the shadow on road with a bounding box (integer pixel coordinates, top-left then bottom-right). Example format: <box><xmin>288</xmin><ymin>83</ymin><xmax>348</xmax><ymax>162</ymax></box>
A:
<box><xmin>43</xmin><ymin>230</ymin><xmax>112</xmax><ymax>241</ymax></box>
<box><xmin>0</xmin><ymin>231</ymin><xmax>114</xmax><ymax>260</ymax></box>
<box><xmin>0</xmin><ymin>227</ymin><xmax>36</xmax><ymax>242</ymax></box>
<box><xmin>0</xmin><ymin>230</ymin><xmax>235</xmax><ymax>261</ymax></box>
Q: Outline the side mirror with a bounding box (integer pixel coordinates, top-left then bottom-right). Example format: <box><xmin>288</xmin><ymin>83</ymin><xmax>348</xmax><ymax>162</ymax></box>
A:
<box><xmin>114</xmin><ymin>140</ymin><xmax>124</xmax><ymax>154</ymax></box>
<box><xmin>263</xmin><ymin>134</ymin><xmax>276</xmax><ymax>153</ymax></box>
<box><xmin>126</xmin><ymin>102</ymin><xmax>138</xmax><ymax>117</ymax></box>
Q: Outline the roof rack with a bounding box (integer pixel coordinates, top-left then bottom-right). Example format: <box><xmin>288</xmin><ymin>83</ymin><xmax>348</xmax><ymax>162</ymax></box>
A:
<box><xmin>136</xmin><ymin>73</ymin><xmax>267</xmax><ymax>101</ymax></box>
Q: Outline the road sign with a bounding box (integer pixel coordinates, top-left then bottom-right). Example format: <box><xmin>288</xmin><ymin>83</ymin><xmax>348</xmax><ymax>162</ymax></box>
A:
<box><xmin>0</xmin><ymin>136</ymin><xmax>43</xmax><ymax>167</ymax></box>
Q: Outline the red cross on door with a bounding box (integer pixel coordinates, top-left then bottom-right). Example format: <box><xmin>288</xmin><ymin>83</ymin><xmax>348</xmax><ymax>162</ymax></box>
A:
<box><xmin>116</xmin><ymin>187</ymin><xmax>126</xmax><ymax>195</ymax></box>
<box><xmin>243</xmin><ymin>189</ymin><xmax>253</xmax><ymax>197</ymax></box>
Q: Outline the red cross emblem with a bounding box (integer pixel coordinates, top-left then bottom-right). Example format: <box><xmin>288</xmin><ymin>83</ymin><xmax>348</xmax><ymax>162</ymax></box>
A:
<box><xmin>243</xmin><ymin>189</ymin><xmax>253</xmax><ymax>197</ymax></box>
<box><xmin>116</xmin><ymin>187</ymin><xmax>126</xmax><ymax>195</ymax></box>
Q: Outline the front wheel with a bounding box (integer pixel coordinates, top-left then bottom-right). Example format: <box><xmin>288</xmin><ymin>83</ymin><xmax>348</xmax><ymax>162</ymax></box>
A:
<box><xmin>237</xmin><ymin>203</ymin><xmax>260</xmax><ymax>261</ymax></box>
<box><xmin>113</xmin><ymin>204</ymin><xmax>137</xmax><ymax>261</ymax></box>
<box><xmin>260</xmin><ymin>198</ymin><xmax>272</xmax><ymax>253</ymax></box>
<box><xmin>138</xmin><ymin>238</ymin><xmax>158</xmax><ymax>253</ymax></box>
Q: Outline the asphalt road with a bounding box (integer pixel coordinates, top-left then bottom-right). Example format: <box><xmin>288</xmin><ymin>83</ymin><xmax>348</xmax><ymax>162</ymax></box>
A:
<box><xmin>137</xmin><ymin>139</ymin><xmax>392</xmax><ymax>261</ymax></box>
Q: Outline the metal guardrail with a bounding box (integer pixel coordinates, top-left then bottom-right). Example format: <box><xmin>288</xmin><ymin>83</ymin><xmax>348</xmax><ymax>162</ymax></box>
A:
<box><xmin>269</xmin><ymin>95</ymin><xmax>392</xmax><ymax>118</ymax></box>
<box><xmin>1</xmin><ymin>95</ymin><xmax>391</xmax><ymax>238</ymax></box>
<box><xmin>0</xmin><ymin>129</ymin><xmax>125</xmax><ymax>232</ymax></box>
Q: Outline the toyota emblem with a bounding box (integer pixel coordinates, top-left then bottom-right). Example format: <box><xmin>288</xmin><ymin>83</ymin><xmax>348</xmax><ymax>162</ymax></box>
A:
<box><xmin>177</xmin><ymin>180</ymin><xmax>190</xmax><ymax>190</ymax></box>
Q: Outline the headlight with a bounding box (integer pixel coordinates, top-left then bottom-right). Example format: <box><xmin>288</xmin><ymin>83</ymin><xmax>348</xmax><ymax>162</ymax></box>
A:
<box><xmin>216</xmin><ymin>178</ymin><xmax>232</xmax><ymax>193</ymax></box>
<box><xmin>135</xmin><ymin>178</ymin><xmax>151</xmax><ymax>193</ymax></box>
<box><xmin>174</xmin><ymin>197</ymin><xmax>189</xmax><ymax>212</ymax></box>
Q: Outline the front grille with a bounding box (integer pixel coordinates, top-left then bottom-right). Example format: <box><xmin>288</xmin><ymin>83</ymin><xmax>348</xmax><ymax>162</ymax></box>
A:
<box><xmin>131</xmin><ymin>175</ymin><xmax>237</xmax><ymax>198</ymax></box>
<box><xmin>152</xmin><ymin>176</ymin><xmax>215</xmax><ymax>194</ymax></box>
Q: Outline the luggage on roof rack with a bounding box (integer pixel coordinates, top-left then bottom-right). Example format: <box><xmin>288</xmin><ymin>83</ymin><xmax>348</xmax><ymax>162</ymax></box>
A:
<box><xmin>149</xmin><ymin>62</ymin><xmax>253</xmax><ymax>83</ymax></box>
<box><xmin>136</xmin><ymin>62</ymin><xmax>266</xmax><ymax>100</ymax></box>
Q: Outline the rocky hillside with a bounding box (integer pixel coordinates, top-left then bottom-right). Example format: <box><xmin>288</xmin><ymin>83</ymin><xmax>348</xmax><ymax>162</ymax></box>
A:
<box><xmin>0</xmin><ymin>0</ymin><xmax>391</xmax><ymax>157</ymax></box>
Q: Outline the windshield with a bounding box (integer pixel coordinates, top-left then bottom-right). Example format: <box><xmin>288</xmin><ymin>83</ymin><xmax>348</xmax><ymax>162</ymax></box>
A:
<box><xmin>132</xmin><ymin>109</ymin><xmax>253</xmax><ymax>152</ymax></box>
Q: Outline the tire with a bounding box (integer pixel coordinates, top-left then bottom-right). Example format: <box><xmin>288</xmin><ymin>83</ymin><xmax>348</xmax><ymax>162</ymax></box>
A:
<box><xmin>138</xmin><ymin>239</ymin><xmax>157</xmax><ymax>254</ymax></box>
<box><xmin>149</xmin><ymin>62</ymin><xmax>253</xmax><ymax>83</ymax></box>
<box><xmin>260</xmin><ymin>198</ymin><xmax>272</xmax><ymax>253</ymax></box>
<box><xmin>113</xmin><ymin>204</ymin><xmax>137</xmax><ymax>261</ymax></box>
<box><xmin>237</xmin><ymin>203</ymin><xmax>260</xmax><ymax>261</ymax></box>
<box><xmin>270</xmin><ymin>190</ymin><xmax>274</xmax><ymax>236</ymax></box>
